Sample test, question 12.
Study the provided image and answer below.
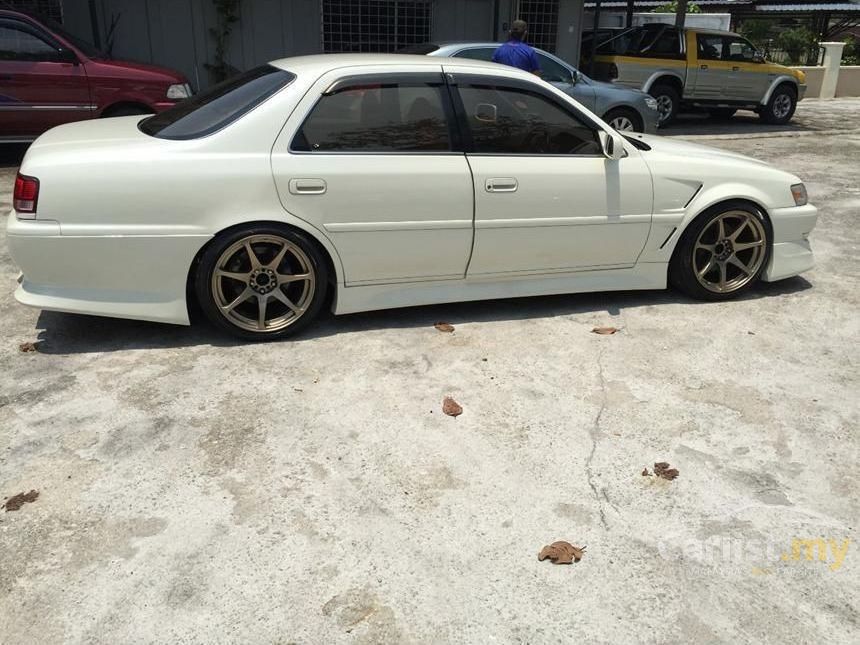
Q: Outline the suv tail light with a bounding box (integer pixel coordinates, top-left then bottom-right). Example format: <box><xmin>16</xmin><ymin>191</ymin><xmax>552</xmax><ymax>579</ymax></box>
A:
<box><xmin>14</xmin><ymin>173</ymin><xmax>40</xmax><ymax>215</ymax></box>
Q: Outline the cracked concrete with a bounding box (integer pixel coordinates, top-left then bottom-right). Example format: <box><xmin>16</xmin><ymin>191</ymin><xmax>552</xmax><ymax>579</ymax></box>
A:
<box><xmin>0</xmin><ymin>99</ymin><xmax>858</xmax><ymax>643</ymax></box>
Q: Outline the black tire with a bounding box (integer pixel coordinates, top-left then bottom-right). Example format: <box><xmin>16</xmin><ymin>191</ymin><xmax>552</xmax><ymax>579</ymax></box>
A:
<box><xmin>649</xmin><ymin>83</ymin><xmax>680</xmax><ymax>127</ymax></box>
<box><xmin>195</xmin><ymin>224</ymin><xmax>329</xmax><ymax>341</ymax></box>
<box><xmin>602</xmin><ymin>107</ymin><xmax>644</xmax><ymax>133</ymax></box>
<box><xmin>759</xmin><ymin>84</ymin><xmax>797</xmax><ymax>125</ymax></box>
<box><xmin>709</xmin><ymin>108</ymin><xmax>737</xmax><ymax>120</ymax></box>
<box><xmin>669</xmin><ymin>201</ymin><xmax>771</xmax><ymax>301</ymax></box>
<box><xmin>102</xmin><ymin>105</ymin><xmax>152</xmax><ymax>118</ymax></box>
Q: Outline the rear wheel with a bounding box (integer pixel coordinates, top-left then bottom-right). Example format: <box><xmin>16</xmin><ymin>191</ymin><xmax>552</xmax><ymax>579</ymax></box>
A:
<box><xmin>709</xmin><ymin>108</ymin><xmax>737</xmax><ymax>120</ymax></box>
<box><xmin>759</xmin><ymin>85</ymin><xmax>797</xmax><ymax>125</ymax></box>
<box><xmin>649</xmin><ymin>83</ymin><xmax>680</xmax><ymax>127</ymax></box>
<box><xmin>195</xmin><ymin>225</ymin><xmax>328</xmax><ymax>341</ymax></box>
<box><xmin>669</xmin><ymin>202</ymin><xmax>770</xmax><ymax>301</ymax></box>
<box><xmin>603</xmin><ymin>107</ymin><xmax>643</xmax><ymax>133</ymax></box>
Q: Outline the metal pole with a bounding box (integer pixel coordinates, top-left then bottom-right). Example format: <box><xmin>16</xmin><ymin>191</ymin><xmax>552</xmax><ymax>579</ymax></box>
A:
<box><xmin>588</xmin><ymin>0</ymin><xmax>602</xmax><ymax>77</ymax></box>
<box><xmin>675</xmin><ymin>0</ymin><xmax>688</xmax><ymax>29</ymax></box>
<box><xmin>626</xmin><ymin>0</ymin><xmax>634</xmax><ymax>28</ymax></box>
<box><xmin>88</xmin><ymin>0</ymin><xmax>102</xmax><ymax>50</ymax></box>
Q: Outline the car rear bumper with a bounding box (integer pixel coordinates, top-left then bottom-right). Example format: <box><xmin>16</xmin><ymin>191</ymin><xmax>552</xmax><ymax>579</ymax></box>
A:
<box><xmin>6</xmin><ymin>212</ymin><xmax>208</xmax><ymax>325</ymax></box>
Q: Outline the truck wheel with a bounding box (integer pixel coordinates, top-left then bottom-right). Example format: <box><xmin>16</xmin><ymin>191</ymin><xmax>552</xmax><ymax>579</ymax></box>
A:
<box><xmin>709</xmin><ymin>108</ymin><xmax>737</xmax><ymax>120</ymax></box>
<box><xmin>760</xmin><ymin>85</ymin><xmax>797</xmax><ymax>125</ymax></box>
<box><xmin>649</xmin><ymin>84</ymin><xmax>680</xmax><ymax>126</ymax></box>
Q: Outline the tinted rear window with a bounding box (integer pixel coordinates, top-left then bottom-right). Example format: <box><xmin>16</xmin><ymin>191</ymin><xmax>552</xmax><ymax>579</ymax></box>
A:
<box><xmin>140</xmin><ymin>65</ymin><xmax>295</xmax><ymax>140</ymax></box>
<box><xmin>397</xmin><ymin>43</ymin><xmax>440</xmax><ymax>55</ymax></box>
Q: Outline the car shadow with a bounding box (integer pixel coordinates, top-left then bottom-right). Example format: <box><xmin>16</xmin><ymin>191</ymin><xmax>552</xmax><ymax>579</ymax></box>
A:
<box><xmin>31</xmin><ymin>276</ymin><xmax>813</xmax><ymax>355</ymax></box>
<box><xmin>662</xmin><ymin>112</ymin><xmax>816</xmax><ymax>138</ymax></box>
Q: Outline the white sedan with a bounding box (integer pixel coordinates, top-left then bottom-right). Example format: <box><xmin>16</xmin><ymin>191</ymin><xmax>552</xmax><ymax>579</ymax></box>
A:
<box><xmin>7</xmin><ymin>55</ymin><xmax>817</xmax><ymax>340</ymax></box>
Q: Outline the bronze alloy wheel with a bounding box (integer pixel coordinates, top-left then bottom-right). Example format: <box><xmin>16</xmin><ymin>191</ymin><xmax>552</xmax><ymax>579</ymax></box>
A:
<box><xmin>692</xmin><ymin>210</ymin><xmax>767</xmax><ymax>294</ymax></box>
<box><xmin>198</xmin><ymin>228</ymin><xmax>327</xmax><ymax>339</ymax></box>
<box><xmin>211</xmin><ymin>234</ymin><xmax>315</xmax><ymax>333</ymax></box>
<box><xmin>669</xmin><ymin>202</ymin><xmax>771</xmax><ymax>301</ymax></box>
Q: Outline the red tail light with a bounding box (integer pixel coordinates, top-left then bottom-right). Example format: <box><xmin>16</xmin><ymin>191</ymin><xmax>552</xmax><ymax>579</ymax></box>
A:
<box><xmin>14</xmin><ymin>174</ymin><xmax>40</xmax><ymax>214</ymax></box>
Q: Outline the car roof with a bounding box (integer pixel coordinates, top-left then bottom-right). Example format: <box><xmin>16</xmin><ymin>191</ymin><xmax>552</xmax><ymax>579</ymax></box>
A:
<box><xmin>268</xmin><ymin>53</ymin><xmax>525</xmax><ymax>76</ymax></box>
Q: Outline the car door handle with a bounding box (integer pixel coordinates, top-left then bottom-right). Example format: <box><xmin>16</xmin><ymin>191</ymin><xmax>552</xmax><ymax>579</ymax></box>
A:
<box><xmin>288</xmin><ymin>178</ymin><xmax>327</xmax><ymax>195</ymax></box>
<box><xmin>700</xmin><ymin>64</ymin><xmax>708</xmax><ymax>70</ymax></box>
<box><xmin>485</xmin><ymin>178</ymin><xmax>518</xmax><ymax>193</ymax></box>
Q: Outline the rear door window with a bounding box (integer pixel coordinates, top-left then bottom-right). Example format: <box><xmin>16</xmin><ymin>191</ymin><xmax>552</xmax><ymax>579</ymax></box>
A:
<box><xmin>292</xmin><ymin>77</ymin><xmax>454</xmax><ymax>153</ymax></box>
<box><xmin>140</xmin><ymin>65</ymin><xmax>295</xmax><ymax>140</ymax></box>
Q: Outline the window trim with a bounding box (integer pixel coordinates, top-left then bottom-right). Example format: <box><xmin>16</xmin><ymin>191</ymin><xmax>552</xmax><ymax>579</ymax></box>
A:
<box><xmin>447</xmin><ymin>73</ymin><xmax>605</xmax><ymax>158</ymax></box>
<box><xmin>289</xmin><ymin>71</ymin><xmax>463</xmax><ymax>156</ymax></box>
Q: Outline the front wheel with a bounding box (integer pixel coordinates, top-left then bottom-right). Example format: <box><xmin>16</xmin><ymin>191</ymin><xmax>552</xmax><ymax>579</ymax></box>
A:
<box><xmin>759</xmin><ymin>85</ymin><xmax>797</xmax><ymax>125</ymax></box>
<box><xmin>603</xmin><ymin>107</ymin><xmax>643</xmax><ymax>133</ymax></box>
<box><xmin>195</xmin><ymin>225</ymin><xmax>329</xmax><ymax>341</ymax></box>
<box><xmin>669</xmin><ymin>202</ymin><xmax>770</xmax><ymax>301</ymax></box>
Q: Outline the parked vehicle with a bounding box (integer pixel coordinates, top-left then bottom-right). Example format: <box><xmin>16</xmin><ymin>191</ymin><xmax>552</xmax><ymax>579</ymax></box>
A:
<box><xmin>0</xmin><ymin>10</ymin><xmax>192</xmax><ymax>143</ymax></box>
<box><xmin>8</xmin><ymin>54</ymin><xmax>817</xmax><ymax>340</ymax></box>
<box><xmin>592</xmin><ymin>24</ymin><xmax>807</xmax><ymax>126</ymax></box>
<box><xmin>408</xmin><ymin>41</ymin><xmax>659</xmax><ymax>133</ymax></box>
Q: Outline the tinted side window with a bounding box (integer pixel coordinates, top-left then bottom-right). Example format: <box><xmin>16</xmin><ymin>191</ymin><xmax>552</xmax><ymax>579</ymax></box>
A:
<box><xmin>697</xmin><ymin>34</ymin><xmax>724</xmax><ymax>61</ymax></box>
<box><xmin>293</xmin><ymin>82</ymin><xmax>452</xmax><ymax>152</ymax></box>
<box><xmin>140</xmin><ymin>65</ymin><xmax>294</xmax><ymax>140</ymax></box>
<box><xmin>537</xmin><ymin>54</ymin><xmax>572</xmax><ymax>83</ymax></box>
<box><xmin>454</xmin><ymin>47</ymin><xmax>494</xmax><ymax>61</ymax></box>
<box><xmin>0</xmin><ymin>24</ymin><xmax>59</xmax><ymax>62</ymax></box>
<box><xmin>458</xmin><ymin>84</ymin><xmax>600</xmax><ymax>155</ymax></box>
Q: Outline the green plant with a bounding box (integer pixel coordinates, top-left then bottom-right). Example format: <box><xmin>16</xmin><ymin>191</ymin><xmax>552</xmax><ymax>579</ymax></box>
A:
<box><xmin>652</xmin><ymin>1</ymin><xmax>702</xmax><ymax>13</ymax></box>
<box><xmin>842</xmin><ymin>36</ymin><xmax>858</xmax><ymax>66</ymax></box>
<box><xmin>738</xmin><ymin>19</ymin><xmax>774</xmax><ymax>50</ymax></box>
<box><xmin>774</xmin><ymin>27</ymin><xmax>818</xmax><ymax>65</ymax></box>
<box><xmin>205</xmin><ymin>0</ymin><xmax>240</xmax><ymax>83</ymax></box>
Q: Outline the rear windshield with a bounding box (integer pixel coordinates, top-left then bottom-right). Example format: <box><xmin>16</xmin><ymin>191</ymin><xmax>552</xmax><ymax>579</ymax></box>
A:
<box><xmin>397</xmin><ymin>43</ymin><xmax>440</xmax><ymax>55</ymax></box>
<box><xmin>140</xmin><ymin>65</ymin><xmax>295</xmax><ymax>140</ymax></box>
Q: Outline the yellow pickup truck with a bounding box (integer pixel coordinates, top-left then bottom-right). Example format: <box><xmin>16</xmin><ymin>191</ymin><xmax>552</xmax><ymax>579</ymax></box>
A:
<box><xmin>591</xmin><ymin>24</ymin><xmax>807</xmax><ymax>126</ymax></box>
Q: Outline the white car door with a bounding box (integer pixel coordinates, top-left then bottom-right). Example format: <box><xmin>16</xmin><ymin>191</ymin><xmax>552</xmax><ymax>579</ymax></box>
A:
<box><xmin>446</xmin><ymin>70</ymin><xmax>653</xmax><ymax>276</ymax></box>
<box><xmin>271</xmin><ymin>67</ymin><xmax>474</xmax><ymax>285</ymax></box>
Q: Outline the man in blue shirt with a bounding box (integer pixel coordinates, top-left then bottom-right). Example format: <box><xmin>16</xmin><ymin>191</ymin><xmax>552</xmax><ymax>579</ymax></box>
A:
<box><xmin>492</xmin><ymin>20</ymin><xmax>541</xmax><ymax>75</ymax></box>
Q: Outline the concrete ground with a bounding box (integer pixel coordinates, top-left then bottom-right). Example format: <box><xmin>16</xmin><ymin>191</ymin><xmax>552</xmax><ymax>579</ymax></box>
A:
<box><xmin>1</xmin><ymin>99</ymin><xmax>858</xmax><ymax>644</ymax></box>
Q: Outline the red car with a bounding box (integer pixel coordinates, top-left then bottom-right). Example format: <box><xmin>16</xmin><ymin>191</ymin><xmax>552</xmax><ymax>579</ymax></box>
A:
<box><xmin>1</xmin><ymin>10</ymin><xmax>192</xmax><ymax>142</ymax></box>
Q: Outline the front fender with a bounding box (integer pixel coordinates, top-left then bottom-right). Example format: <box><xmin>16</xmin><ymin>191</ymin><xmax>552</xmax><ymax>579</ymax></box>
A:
<box><xmin>761</xmin><ymin>76</ymin><xmax>799</xmax><ymax>105</ymax></box>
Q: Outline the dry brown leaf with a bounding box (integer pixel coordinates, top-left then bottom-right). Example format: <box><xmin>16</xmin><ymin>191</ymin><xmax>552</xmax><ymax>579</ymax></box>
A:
<box><xmin>538</xmin><ymin>540</ymin><xmax>586</xmax><ymax>564</ymax></box>
<box><xmin>591</xmin><ymin>327</ymin><xmax>618</xmax><ymax>335</ymax></box>
<box><xmin>442</xmin><ymin>396</ymin><xmax>462</xmax><ymax>417</ymax></box>
<box><xmin>3</xmin><ymin>489</ymin><xmax>39</xmax><ymax>512</ymax></box>
<box><xmin>654</xmin><ymin>462</ymin><xmax>680</xmax><ymax>481</ymax></box>
<box><xmin>434</xmin><ymin>322</ymin><xmax>455</xmax><ymax>333</ymax></box>
<box><xmin>18</xmin><ymin>342</ymin><xmax>38</xmax><ymax>353</ymax></box>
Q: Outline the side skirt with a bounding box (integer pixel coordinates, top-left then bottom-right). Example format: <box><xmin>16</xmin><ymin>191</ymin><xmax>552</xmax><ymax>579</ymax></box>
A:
<box><xmin>333</xmin><ymin>263</ymin><xmax>668</xmax><ymax>315</ymax></box>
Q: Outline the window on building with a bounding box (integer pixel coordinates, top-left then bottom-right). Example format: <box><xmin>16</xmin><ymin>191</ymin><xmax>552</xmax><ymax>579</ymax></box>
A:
<box><xmin>457</xmin><ymin>84</ymin><xmax>600</xmax><ymax>155</ymax></box>
<box><xmin>293</xmin><ymin>80</ymin><xmax>452</xmax><ymax>152</ymax></box>
<box><xmin>516</xmin><ymin>0</ymin><xmax>559</xmax><ymax>53</ymax></box>
<box><xmin>6</xmin><ymin>0</ymin><xmax>64</xmax><ymax>23</ymax></box>
<box><xmin>321</xmin><ymin>0</ymin><xmax>432</xmax><ymax>53</ymax></box>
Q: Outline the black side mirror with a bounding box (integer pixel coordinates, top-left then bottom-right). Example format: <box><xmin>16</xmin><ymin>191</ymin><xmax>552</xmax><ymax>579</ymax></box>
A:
<box><xmin>56</xmin><ymin>48</ymin><xmax>79</xmax><ymax>64</ymax></box>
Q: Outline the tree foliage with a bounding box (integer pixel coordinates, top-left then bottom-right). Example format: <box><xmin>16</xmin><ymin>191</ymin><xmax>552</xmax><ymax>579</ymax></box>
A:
<box><xmin>652</xmin><ymin>2</ymin><xmax>702</xmax><ymax>14</ymax></box>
